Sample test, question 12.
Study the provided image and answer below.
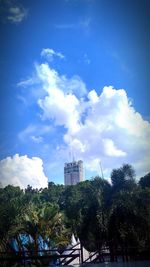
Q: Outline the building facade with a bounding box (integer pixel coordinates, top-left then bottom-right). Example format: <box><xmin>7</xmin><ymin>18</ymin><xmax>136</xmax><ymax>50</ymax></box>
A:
<box><xmin>64</xmin><ymin>160</ymin><xmax>84</xmax><ymax>185</ymax></box>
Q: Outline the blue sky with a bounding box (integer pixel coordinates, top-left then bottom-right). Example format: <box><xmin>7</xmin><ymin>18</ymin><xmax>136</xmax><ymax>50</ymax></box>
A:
<box><xmin>0</xmin><ymin>0</ymin><xmax>150</xmax><ymax>188</ymax></box>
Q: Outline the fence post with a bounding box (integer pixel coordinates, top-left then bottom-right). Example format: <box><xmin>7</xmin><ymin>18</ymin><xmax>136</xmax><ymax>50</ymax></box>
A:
<box><xmin>80</xmin><ymin>243</ymin><xmax>83</xmax><ymax>264</ymax></box>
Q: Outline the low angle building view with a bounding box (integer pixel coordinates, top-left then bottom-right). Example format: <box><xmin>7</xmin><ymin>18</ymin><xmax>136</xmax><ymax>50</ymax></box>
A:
<box><xmin>64</xmin><ymin>160</ymin><xmax>84</xmax><ymax>185</ymax></box>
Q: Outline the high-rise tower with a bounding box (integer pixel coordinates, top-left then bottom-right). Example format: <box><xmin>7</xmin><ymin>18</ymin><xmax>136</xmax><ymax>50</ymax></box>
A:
<box><xmin>64</xmin><ymin>160</ymin><xmax>84</xmax><ymax>185</ymax></box>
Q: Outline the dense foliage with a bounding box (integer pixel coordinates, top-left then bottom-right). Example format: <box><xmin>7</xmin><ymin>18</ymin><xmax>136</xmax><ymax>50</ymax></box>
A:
<box><xmin>0</xmin><ymin>164</ymin><xmax>150</xmax><ymax>266</ymax></box>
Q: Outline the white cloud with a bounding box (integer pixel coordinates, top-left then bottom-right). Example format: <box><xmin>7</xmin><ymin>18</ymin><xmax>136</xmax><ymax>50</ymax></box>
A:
<box><xmin>88</xmin><ymin>90</ymin><xmax>99</xmax><ymax>103</ymax></box>
<box><xmin>103</xmin><ymin>138</ymin><xmax>126</xmax><ymax>157</ymax></box>
<box><xmin>36</xmin><ymin>63</ymin><xmax>87</xmax><ymax>134</ymax></box>
<box><xmin>7</xmin><ymin>6</ymin><xmax>28</xmax><ymax>24</ymax></box>
<box><xmin>19</xmin><ymin>62</ymin><xmax>150</xmax><ymax>180</ymax></box>
<box><xmin>0</xmin><ymin>154</ymin><xmax>48</xmax><ymax>189</ymax></box>
<box><xmin>30</xmin><ymin>135</ymin><xmax>43</xmax><ymax>144</ymax></box>
<box><xmin>37</xmin><ymin>65</ymin><xmax>150</xmax><ymax>177</ymax></box>
<box><xmin>41</xmin><ymin>48</ymin><xmax>65</xmax><ymax>62</ymax></box>
<box><xmin>63</xmin><ymin>86</ymin><xmax>150</xmax><ymax>178</ymax></box>
<box><xmin>38</xmin><ymin>86</ymin><xmax>80</xmax><ymax>134</ymax></box>
<box><xmin>18</xmin><ymin>124</ymin><xmax>52</xmax><ymax>143</ymax></box>
<box><xmin>36</xmin><ymin>63</ymin><xmax>87</xmax><ymax>96</ymax></box>
<box><xmin>17</xmin><ymin>78</ymin><xmax>35</xmax><ymax>88</ymax></box>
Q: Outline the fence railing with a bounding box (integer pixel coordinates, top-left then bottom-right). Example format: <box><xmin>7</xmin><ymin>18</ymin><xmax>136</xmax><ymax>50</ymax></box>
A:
<box><xmin>0</xmin><ymin>246</ymin><xmax>81</xmax><ymax>266</ymax></box>
<box><xmin>0</xmin><ymin>244</ymin><xmax>150</xmax><ymax>266</ymax></box>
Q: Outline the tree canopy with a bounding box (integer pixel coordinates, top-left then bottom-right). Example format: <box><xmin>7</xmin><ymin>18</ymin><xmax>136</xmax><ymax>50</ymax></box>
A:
<box><xmin>0</xmin><ymin>164</ymin><xmax>150</xmax><ymax>266</ymax></box>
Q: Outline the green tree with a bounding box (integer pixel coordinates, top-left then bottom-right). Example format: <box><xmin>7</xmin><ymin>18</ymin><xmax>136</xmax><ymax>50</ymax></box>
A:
<box><xmin>108</xmin><ymin>188</ymin><xmax>150</xmax><ymax>260</ymax></box>
<box><xmin>19</xmin><ymin>202</ymin><xmax>70</xmax><ymax>253</ymax></box>
<box><xmin>63</xmin><ymin>178</ymin><xmax>111</xmax><ymax>252</ymax></box>
<box><xmin>40</xmin><ymin>182</ymin><xmax>65</xmax><ymax>206</ymax></box>
<box><xmin>0</xmin><ymin>185</ymin><xmax>24</xmax><ymax>252</ymax></box>
<box><xmin>111</xmin><ymin>164</ymin><xmax>136</xmax><ymax>192</ymax></box>
<box><xmin>139</xmin><ymin>172</ymin><xmax>150</xmax><ymax>188</ymax></box>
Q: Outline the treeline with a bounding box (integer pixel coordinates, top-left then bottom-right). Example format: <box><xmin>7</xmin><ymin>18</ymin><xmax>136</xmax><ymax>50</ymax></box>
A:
<box><xmin>0</xmin><ymin>164</ymin><xmax>150</xmax><ymax>261</ymax></box>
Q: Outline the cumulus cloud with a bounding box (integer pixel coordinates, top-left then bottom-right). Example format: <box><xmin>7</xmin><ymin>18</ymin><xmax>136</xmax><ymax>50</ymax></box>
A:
<box><xmin>41</xmin><ymin>48</ymin><xmax>65</xmax><ymax>62</ymax></box>
<box><xmin>66</xmin><ymin>87</ymin><xmax>150</xmax><ymax>178</ymax></box>
<box><xmin>35</xmin><ymin>63</ymin><xmax>88</xmax><ymax>134</ymax></box>
<box><xmin>33</xmin><ymin>63</ymin><xmax>150</xmax><ymax>178</ymax></box>
<box><xmin>0</xmin><ymin>154</ymin><xmax>48</xmax><ymax>189</ymax></box>
<box><xmin>36</xmin><ymin>63</ymin><xmax>87</xmax><ymax>96</ymax></box>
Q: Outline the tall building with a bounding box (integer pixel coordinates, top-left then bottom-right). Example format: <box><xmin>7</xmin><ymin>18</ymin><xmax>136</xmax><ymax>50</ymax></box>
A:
<box><xmin>64</xmin><ymin>160</ymin><xmax>84</xmax><ymax>185</ymax></box>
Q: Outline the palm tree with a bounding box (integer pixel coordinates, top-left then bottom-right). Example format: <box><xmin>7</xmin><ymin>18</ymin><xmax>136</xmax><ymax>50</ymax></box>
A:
<box><xmin>20</xmin><ymin>202</ymin><xmax>70</xmax><ymax>253</ymax></box>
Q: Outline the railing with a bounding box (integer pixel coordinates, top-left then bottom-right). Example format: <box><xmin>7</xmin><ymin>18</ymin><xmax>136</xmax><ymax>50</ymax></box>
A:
<box><xmin>1</xmin><ymin>245</ymin><xmax>150</xmax><ymax>266</ymax></box>
<box><xmin>59</xmin><ymin>242</ymin><xmax>81</xmax><ymax>265</ymax></box>
<box><xmin>0</xmin><ymin>247</ymin><xmax>81</xmax><ymax>266</ymax></box>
